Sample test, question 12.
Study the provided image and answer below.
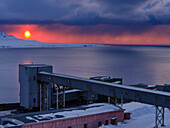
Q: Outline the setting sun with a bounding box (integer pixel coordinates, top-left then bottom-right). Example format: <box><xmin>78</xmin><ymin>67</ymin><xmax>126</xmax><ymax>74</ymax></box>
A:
<box><xmin>24</xmin><ymin>31</ymin><xmax>31</xmax><ymax>38</ymax></box>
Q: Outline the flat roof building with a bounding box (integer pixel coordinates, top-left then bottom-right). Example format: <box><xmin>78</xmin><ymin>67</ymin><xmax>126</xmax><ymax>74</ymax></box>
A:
<box><xmin>0</xmin><ymin>103</ymin><xmax>124</xmax><ymax>128</ymax></box>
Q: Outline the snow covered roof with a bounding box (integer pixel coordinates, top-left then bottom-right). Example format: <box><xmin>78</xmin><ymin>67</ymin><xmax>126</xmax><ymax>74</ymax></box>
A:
<box><xmin>2</xmin><ymin>103</ymin><xmax>122</xmax><ymax>124</ymax></box>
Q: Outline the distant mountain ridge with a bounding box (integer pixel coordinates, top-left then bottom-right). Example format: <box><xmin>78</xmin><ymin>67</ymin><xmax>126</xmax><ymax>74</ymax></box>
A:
<box><xmin>0</xmin><ymin>32</ymin><xmax>106</xmax><ymax>48</ymax></box>
<box><xmin>0</xmin><ymin>32</ymin><xmax>17</xmax><ymax>39</ymax></box>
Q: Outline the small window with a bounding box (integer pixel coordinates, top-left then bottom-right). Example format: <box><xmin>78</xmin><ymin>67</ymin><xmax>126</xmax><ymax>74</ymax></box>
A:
<box><xmin>98</xmin><ymin>121</ymin><xmax>102</xmax><ymax>127</ymax></box>
<box><xmin>105</xmin><ymin>120</ymin><xmax>108</xmax><ymax>125</ymax></box>
<box><xmin>84</xmin><ymin>124</ymin><xmax>87</xmax><ymax>128</ymax></box>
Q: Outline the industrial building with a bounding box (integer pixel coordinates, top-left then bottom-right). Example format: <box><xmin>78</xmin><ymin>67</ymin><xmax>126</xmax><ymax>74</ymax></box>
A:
<box><xmin>18</xmin><ymin>64</ymin><xmax>121</xmax><ymax>111</ymax></box>
<box><xmin>0</xmin><ymin>64</ymin><xmax>125</xmax><ymax>128</ymax></box>
<box><xmin>156</xmin><ymin>84</ymin><xmax>170</xmax><ymax>92</ymax></box>
<box><xmin>19</xmin><ymin>64</ymin><xmax>98</xmax><ymax>111</ymax></box>
<box><xmin>0</xmin><ymin>64</ymin><xmax>170</xmax><ymax>128</ymax></box>
<box><xmin>0</xmin><ymin>103</ymin><xmax>124</xmax><ymax>128</ymax></box>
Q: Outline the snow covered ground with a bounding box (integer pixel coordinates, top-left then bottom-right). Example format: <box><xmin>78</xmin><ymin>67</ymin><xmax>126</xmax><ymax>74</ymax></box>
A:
<box><xmin>1</xmin><ymin>102</ymin><xmax>170</xmax><ymax>128</ymax></box>
<box><xmin>0</xmin><ymin>32</ymin><xmax>107</xmax><ymax>48</ymax></box>
<box><xmin>0</xmin><ymin>110</ymin><xmax>15</xmax><ymax>117</ymax></box>
<box><xmin>99</xmin><ymin>102</ymin><xmax>170</xmax><ymax>128</ymax></box>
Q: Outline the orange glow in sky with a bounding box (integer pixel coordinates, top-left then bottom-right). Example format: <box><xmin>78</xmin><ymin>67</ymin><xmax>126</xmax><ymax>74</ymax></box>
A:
<box><xmin>3</xmin><ymin>24</ymin><xmax>170</xmax><ymax>45</ymax></box>
<box><xmin>22</xmin><ymin>60</ymin><xmax>33</xmax><ymax>64</ymax></box>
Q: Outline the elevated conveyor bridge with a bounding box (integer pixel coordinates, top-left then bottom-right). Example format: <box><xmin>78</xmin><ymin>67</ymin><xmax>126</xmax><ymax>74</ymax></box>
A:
<box><xmin>38</xmin><ymin>71</ymin><xmax>170</xmax><ymax>109</ymax></box>
<box><xmin>19</xmin><ymin>64</ymin><xmax>170</xmax><ymax>128</ymax></box>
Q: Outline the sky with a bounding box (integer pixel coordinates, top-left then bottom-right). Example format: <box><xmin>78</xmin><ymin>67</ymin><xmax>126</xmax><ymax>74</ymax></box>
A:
<box><xmin>0</xmin><ymin>0</ymin><xmax>170</xmax><ymax>45</ymax></box>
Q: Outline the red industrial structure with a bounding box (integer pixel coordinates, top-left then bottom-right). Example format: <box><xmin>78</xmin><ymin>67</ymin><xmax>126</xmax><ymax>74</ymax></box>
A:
<box><xmin>0</xmin><ymin>103</ymin><xmax>124</xmax><ymax>128</ymax></box>
<box><xmin>25</xmin><ymin>110</ymin><xmax>124</xmax><ymax>128</ymax></box>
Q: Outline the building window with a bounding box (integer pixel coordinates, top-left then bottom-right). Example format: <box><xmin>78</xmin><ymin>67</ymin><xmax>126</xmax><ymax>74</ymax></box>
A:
<box><xmin>84</xmin><ymin>124</ymin><xmax>87</xmax><ymax>128</ymax></box>
<box><xmin>98</xmin><ymin>121</ymin><xmax>102</xmax><ymax>127</ymax></box>
<box><xmin>105</xmin><ymin>120</ymin><xmax>108</xmax><ymax>125</ymax></box>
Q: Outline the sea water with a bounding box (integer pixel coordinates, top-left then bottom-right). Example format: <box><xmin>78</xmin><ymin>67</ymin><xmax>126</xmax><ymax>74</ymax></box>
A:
<box><xmin>0</xmin><ymin>46</ymin><xmax>170</xmax><ymax>103</ymax></box>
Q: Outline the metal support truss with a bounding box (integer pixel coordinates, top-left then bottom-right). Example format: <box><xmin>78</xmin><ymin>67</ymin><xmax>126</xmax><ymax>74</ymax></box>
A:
<box><xmin>115</xmin><ymin>96</ymin><xmax>118</xmax><ymax>105</ymax></box>
<box><xmin>108</xmin><ymin>96</ymin><xmax>116</xmax><ymax>105</ymax></box>
<box><xmin>54</xmin><ymin>84</ymin><xmax>65</xmax><ymax>109</ymax></box>
<box><xmin>108</xmin><ymin>97</ymin><xmax>111</xmax><ymax>103</ymax></box>
<box><xmin>155</xmin><ymin>106</ymin><xmax>165</xmax><ymax>128</ymax></box>
<box><xmin>121</xmin><ymin>93</ymin><xmax>124</xmax><ymax>108</ymax></box>
<box><xmin>40</xmin><ymin>82</ymin><xmax>49</xmax><ymax>111</ymax></box>
<box><xmin>108</xmin><ymin>96</ymin><xmax>124</xmax><ymax>109</ymax></box>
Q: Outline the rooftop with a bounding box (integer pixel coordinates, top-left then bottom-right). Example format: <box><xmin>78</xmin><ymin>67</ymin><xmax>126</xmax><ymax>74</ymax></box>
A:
<box><xmin>19</xmin><ymin>64</ymin><xmax>52</xmax><ymax>68</ymax></box>
<box><xmin>1</xmin><ymin>103</ymin><xmax>122</xmax><ymax>124</ymax></box>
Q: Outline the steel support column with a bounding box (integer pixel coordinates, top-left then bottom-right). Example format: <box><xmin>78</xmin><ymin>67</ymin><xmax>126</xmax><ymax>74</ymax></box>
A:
<box><xmin>54</xmin><ymin>85</ymin><xmax>65</xmax><ymax>109</ymax></box>
<box><xmin>108</xmin><ymin>96</ymin><xmax>116</xmax><ymax>105</ymax></box>
<box><xmin>40</xmin><ymin>82</ymin><xmax>49</xmax><ymax>111</ymax></box>
<box><xmin>155</xmin><ymin>106</ymin><xmax>165</xmax><ymax>128</ymax></box>
<box><xmin>115</xmin><ymin>96</ymin><xmax>118</xmax><ymax>105</ymax></box>
<box><xmin>121</xmin><ymin>93</ymin><xmax>124</xmax><ymax>108</ymax></box>
<box><xmin>108</xmin><ymin>97</ymin><xmax>110</xmax><ymax>103</ymax></box>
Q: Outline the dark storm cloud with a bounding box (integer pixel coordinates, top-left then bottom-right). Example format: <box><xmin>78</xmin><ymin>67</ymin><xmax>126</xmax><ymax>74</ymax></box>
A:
<box><xmin>0</xmin><ymin>0</ymin><xmax>76</xmax><ymax>21</ymax></box>
<box><xmin>95</xmin><ymin>0</ymin><xmax>145</xmax><ymax>14</ymax></box>
<box><xmin>37</xmin><ymin>23</ymin><xmax>154</xmax><ymax>36</ymax></box>
<box><xmin>0</xmin><ymin>0</ymin><xmax>170</xmax><ymax>36</ymax></box>
<box><xmin>0</xmin><ymin>0</ymin><xmax>169</xmax><ymax>25</ymax></box>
